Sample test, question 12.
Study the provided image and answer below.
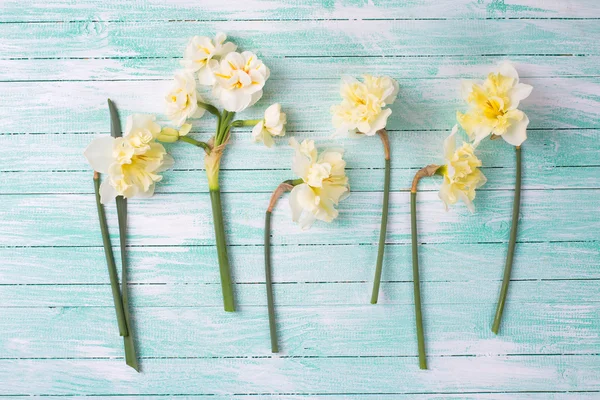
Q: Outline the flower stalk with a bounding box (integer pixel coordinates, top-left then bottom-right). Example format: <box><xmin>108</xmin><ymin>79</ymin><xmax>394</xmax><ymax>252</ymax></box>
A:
<box><xmin>492</xmin><ymin>145</ymin><xmax>522</xmax><ymax>334</ymax></box>
<box><xmin>371</xmin><ymin>129</ymin><xmax>391</xmax><ymax>304</ymax></box>
<box><xmin>410</xmin><ymin>164</ymin><xmax>440</xmax><ymax>370</ymax></box>
<box><xmin>93</xmin><ymin>172</ymin><xmax>128</xmax><ymax>337</ymax></box>
<box><xmin>264</xmin><ymin>179</ymin><xmax>302</xmax><ymax>353</ymax></box>
<box><xmin>107</xmin><ymin>99</ymin><xmax>139</xmax><ymax>372</ymax></box>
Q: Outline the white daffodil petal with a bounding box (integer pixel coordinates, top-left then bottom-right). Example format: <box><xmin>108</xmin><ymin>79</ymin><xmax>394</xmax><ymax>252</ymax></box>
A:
<box><xmin>502</xmin><ymin>113</ymin><xmax>529</xmax><ymax>146</ymax></box>
<box><xmin>99</xmin><ymin>178</ymin><xmax>117</xmax><ymax>204</ymax></box>
<box><xmin>84</xmin><ymin>136</ymin><xmax>115</xmax><ymax>174</ymax></box>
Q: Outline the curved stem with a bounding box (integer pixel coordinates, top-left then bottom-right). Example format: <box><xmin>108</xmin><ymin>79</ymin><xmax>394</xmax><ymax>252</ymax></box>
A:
<box><xmin>371</xmin><ymin>129</ymin><xmax>391</xmax><ymax>304</ymax></box>
<box><xmin>93</xmin><ymin>172</ymin><xmax>128</xmax><ymax>337</ymax></box>
<box><xmin>264</xmin><ymin>180</ymin><xmax>298</xmax><ymax>353</ymax></box>
<box><xmin>410</xmin><ymin>165</ymin><xmax>440</xmax><ymax>370</ymax></box>
<box><xmin>179</xmin><ymin>136</ymin><xmax>210</xmax><ymax>153</ymax></box>
<box><xmin>492</xmin><ymin>146</ymin><xmax>522</xmax><ymax>334</ymax></box>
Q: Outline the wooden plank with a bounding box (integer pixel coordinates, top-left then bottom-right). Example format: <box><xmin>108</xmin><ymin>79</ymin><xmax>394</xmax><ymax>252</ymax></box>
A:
<box><xmin>1</xmin><ymin>78</ymin><xmax>598</xmax><ymax>134</ymax></box>
<box><xmin>2</xmin><ymin>56</ymin><xmax>600</xmax><ymax>82</ymax></box>
<box><xmin>1</xmin><ymin>190</ymin><xmax>598</xmax><ymax>247</ymax></box>
<box><xmin>1</xmin><ymin>241</ymin><xmax>597</xmax><ymax>285</ymax></box>
<box><xmin>1</xmin><ymin>20</ymin><xmax>600</xmax><ymax>60</ymax></box>
<box><xmin>3</xmin><ymin>166</ymin><xmax>599</xmax><ymax>195</ymax></box>
<box><xmin>1</xmin><ymin>304</ymin><xmax>599</xmax><ymax>359</ymax></box>
<box><xmin>1</xmin><ymin>129</ymin><xmax>597</xmax><ymax>173</ymax></box>
<box><xmin>31</xmin><ymin>395</ymin><xmax>600</xmax><ymax>400</ymax></box>
<box><xmin>1</xmin><ymin>356</ymin><xmax>599</xmax><ymax>395</ymax></box>
<box><xmin>2</xmin><ymin>0</ymin><xmax>600</xmax><ymax>22</ymax></box>
<box><xmin>2</xmin><ymin>280</ymin><xmax>599</xmax><ymax>307</ymax></box>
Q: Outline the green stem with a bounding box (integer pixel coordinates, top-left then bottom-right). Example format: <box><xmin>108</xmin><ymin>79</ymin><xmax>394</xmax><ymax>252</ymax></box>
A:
<box><xmin>264</xmin><ymin>210</ymin><xmax>278</xmax><ymax>353</ymax></box>
<box><xmin>411</xmin><ymin>191</ymin><xmax>427</xmax><ymax>370</ymax></box>
<box><xmin>370</xmin><ymin>157</ymin><xmax>391</xmax><ymax>304</ymax></box>
<box><xmin>93</xmin><ymin>173</ymin><xmax>128</xmax><ymax>337</ymax></box>
<box><xmin>210</xmin><ymin>188</ymin><xmax>235</xmax><ymax>312</ymax></box>
<box><xmin>116</xmin><ymin>196</ymin><xmax>139</xmax><ymax>372</ymax></box>
<box><xmin>492</xmin><ymin>146</ymin><xmax>522</xmax><ymax>334</ymax></box>
<box><xmin>179</xmin><ymin>136</ymin><xmax>210</xmax><ymax>153</ymax></box>
<box><xmin>263</xmin><ymin>179</ymin><xmax>300</xmax><ymax>353</ymax></box>
<box><xmin>231</xmin><ymin>119</ymin><xmax>261</xmax><ymax>127</ymax></box>
<box><xmin>217</xmin><ymin>110</ymin><xmax>235</xmax><ymax>146</ymax></box>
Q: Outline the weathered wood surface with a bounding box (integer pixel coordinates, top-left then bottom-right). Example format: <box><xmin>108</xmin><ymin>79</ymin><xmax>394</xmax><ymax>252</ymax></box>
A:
<box><xmin>0</xmin><ymin>0</ymin><xmax>599</xmax><ymax>397</ymax></box>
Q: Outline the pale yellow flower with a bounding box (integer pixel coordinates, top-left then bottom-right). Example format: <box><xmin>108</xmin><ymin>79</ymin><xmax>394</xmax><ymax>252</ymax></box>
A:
<box><xmin>288</xmin><ymin>138</ymin><xmax>350</xmax><ymax>229</ymax></box>
<box><xmin>165</xmin><ymin>72</ymin><xmax>205</xmax><ymax>127</ymax></box>
<box><xmin>457</xmin><ymin>62</ymin><xmax>532</xmax><ymax>146</ymax></box>
<box><xmin>84</xmin><ymin>114</ymin><xmax>174</xmax><ymax>203</ymax></box>
<box><xmin>331</xmin><ymin>74</ymin><xmax>399</xmax><ymax>137</ymax></box>
<box><xmin>181</xmin><ymin>33</ymin><xmax>237</xmax><ymax>85</ymax></box>
<box><xmin>251</xmin><ymin>103</ymin><xmax>287</xmax><ymax>147</ymax></box>
<box><xmin>438</xmin><ymin>125</ymin><xmax>487</xmax><ymax>212</ymax></box>
<box><xmin>210</xmin><ymin>51</ymin><xmax>270</xmax><ymax>112</ymax></box>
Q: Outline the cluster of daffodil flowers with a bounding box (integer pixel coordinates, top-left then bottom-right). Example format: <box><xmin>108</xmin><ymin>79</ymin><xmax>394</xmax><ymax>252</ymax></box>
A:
<box><xmin>84</xmin><ymin>100</ymin><xmax>175</xmax><ymax>371</ymax></box>
<box><xmin>409</xmin><ymin>62</ymin><xmax>531</xmax><ymax>370</ymax></box>
<box><xmin>331</xmin><ymin>74</ymin><xmax>399</xmax><ymax>304</ymax></box>
<box><xmin>457</xmin><ymin>62</ymin><xmax>532</xmax><ymax>335</ymax></box>
<box><xmin>263</xmin><ymin>138</ymin><xmax>350</xmax><ymax>352</ymax></box>
<box><xmin>159</xmin><ymin>33</ymin><xmax>287</xmax><ymax>312</ymax></box>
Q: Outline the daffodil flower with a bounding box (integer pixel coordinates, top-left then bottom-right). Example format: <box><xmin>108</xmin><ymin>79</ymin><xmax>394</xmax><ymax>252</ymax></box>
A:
<box><xmin>165</xmin><ymin>71</ymin><xmax>205</xmax><ymax>127</ymax></box>
<box><xmin>84</xmin><ymin>113</ymin><xmax>174</xmax><ymax>204</ymax></box>
<box><xmin>181</xmin><ymin>33</ymin><xmax>237</xmax><ymax>85</ymax></box>
<box><xmin>457</xmin><ymin>62</ymin><xmax>532</xmax><ymax>146</ymax></box>
<box><xmin>262</xmin><ymin>138</ymin><xmax>350</xmax><ymax>353</ymax></box>
<box><xmin>250</xmin><ymin>103</ymin><xmax>287</xmax><ymax>147</ymax></box>
<box><xmin>408</xmin><ymin>124</ymin><xmax>487</xmax><ymax>370</ymax></box>
<box><xmin>331</xmin><ymin>74</ymin><xmax>399</xmax><ymax>305</ymax></box>
<box><xmin>438</xmin><ymin>125</ymin><xmax>487</xmax><ymax>212</ymax></box>
<box><xmin>162</xmin><ymin>35</ymin><xmax>278</xmax><ymax>313</ymax></box>
<box><xmin>210</xmin><ymin>51</ymin><xmax>270</xmax><ymax>112</ymax></box>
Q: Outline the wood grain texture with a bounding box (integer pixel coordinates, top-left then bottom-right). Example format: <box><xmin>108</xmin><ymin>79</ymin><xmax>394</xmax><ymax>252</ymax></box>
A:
<box><xmin>1</xmin><ymin>0</ymin><xmax>599</xmax><ymax>397</ymax></box>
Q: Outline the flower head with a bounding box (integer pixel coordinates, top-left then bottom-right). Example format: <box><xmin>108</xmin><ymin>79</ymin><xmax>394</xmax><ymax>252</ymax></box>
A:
<box><xmin>331</xmin><ymin>74</ymin><xmax>399</xmax><ymax>137</ymax></box>
<box><xmin>165</xmin><ymin>71</ymin><xmax>205</xmax><ymax>127</ymax></box>
<box><xmin>210</xmin><ymin>51</ymin><xmax>270</xmax><ymax>112</ymax></box>
<box><xmin>438</xmin><ymin>125</ymin><xmax>487</xmax><ymax>212</ymax></box>
<box><xmin>84</xmin><ymin>114</ymin><xmax>174</xmax><ymax>204</ymax></box>
<box><xmin>252</xmin><ymin>103</ymin><xmax>287</xmax><ymax>147</ymax></box>
<box><xmin>457</xmin><ymin>62</ymin><xmax>532</xmax><ymax>146</ymax></box>
<box><xmin>288</xmin><ymin>138</ymin><xmax>350</xmax><ymax>229</ymax></box>
<box><xmin>181</xmin><ymin>33</ymin><xmax>237</xmax><ymax>85</ymax></box>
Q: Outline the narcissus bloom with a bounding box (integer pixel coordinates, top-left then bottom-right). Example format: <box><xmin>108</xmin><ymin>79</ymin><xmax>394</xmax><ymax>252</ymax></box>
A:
<box><xmin>331</xmin><ymin>74</ymin><xmax>399</xmax><ymax>137</ymax></box>
<box><xmin>457</xmin><ymin>62</ymin><xmax>532</xmax><ymax>146</ymax></box>
<box><xmin>181</xmin><ymin>33</ymin><xmax>237</xmax><ymax>85</ymax></box>
<box><xmin>210</xmin><ymin>51</ymin><xmax>270</xmax><ymax>112</ymax></box>
<box><xmin>288</xmin><ymin>138</ymin><xmax>349</xmax><ymax>229</ymax></box>
<box><xmin>252</xmin><ymin>103</ymin><xmax>287</xmax><ymax>147</ymax></box>
<box><xmin>438</xmin><ymin>125</ymin><xmax>487</xmax><ymax>212</ymax></box>
<box><xmin>84</xmin><ymin>114</ymin><xmax>174</xmax><ymax>203</ymax></box>
<box><xmin>165</xmin><ymin>72</ymin><xmax>205</xmax><ymax>127</ymax></box>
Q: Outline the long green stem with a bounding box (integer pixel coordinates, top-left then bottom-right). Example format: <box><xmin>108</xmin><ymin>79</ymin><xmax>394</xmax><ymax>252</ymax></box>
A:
<box><xmin>210</xmin><ymin>188</ymin><xmax>235</xmax><ymax>312</ymax></box>
<box><xmin>492</xmin><ymin>146</ymin><xmax>522</xmax><ymax>334</ymax></box>
<box><xmin>93</xmin><ymin>173</ymin><xmax>128</xmax><ymax>337</ymax></box>
<box><xmin>263</xmin><ymin>179</ymin><xmax>300</xmax><ymax>353</ymax></box>
<box><xmin>371</xmin><ymin>130</ymin><xmax>391</xmax><ymax>304</ymax></box>
<box><xmin>108</xmin><ymin>98</ymin><xmax>138</xmax><ymax>371</ymax></box>
<box><xmin>116</xmin><ymin>197</ymin><xmax>139</xmax><ymax>371</ymax></box>
<box><xmin>264</xmin><ymin>210</ymin><xmax>278</xmax><ymax>353</ymax></box>
<box><xmin>411</xmin><ymin>191</ymin><xmax>427</xmax><ymax>370</ymax></box>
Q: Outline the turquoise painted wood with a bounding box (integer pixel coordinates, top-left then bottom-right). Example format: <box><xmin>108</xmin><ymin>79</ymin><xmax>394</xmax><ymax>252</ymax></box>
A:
<box><xmin>0</xmin><ymin>0</ymin><xmax>599</xmax><ymax>397</ymax></box>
